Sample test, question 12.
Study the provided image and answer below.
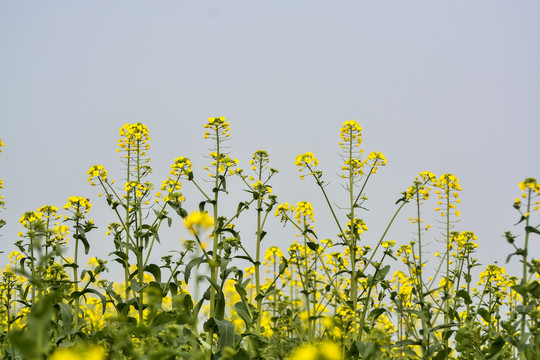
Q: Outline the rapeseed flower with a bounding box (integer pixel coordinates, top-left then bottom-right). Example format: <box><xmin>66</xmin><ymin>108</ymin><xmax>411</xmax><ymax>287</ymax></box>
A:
<box><xmin>49</xmin><ymin>345</ymin><xmax>106</xmax><ymax>360</ymax></box>
<box><xmin>87</xmin><ymin>164</ymin><xmax>108</xmax><ymax>185</ymax></box>
<box><xmin>117</xmin><ymin>123</ymin><xmax>150</xmax><ymax>152</ymax></box>
<box><xmin>184</xmin><ymin>211</ymin><xmax>214</xmax><ymax>234</ymax></box>
<box><xmin>295</xmin><ymin>152</ymin><xmax>319</xmax><ymax>180</ymax></box>
<box><xmin>204</xmin><ymin>116</ymin><xmax>231</xmax><ymax>138</ymax></box>
<box><xmin>170</xmin><ymin>156</ymin><xmax>193</xmax><ymax>178</ymax></box>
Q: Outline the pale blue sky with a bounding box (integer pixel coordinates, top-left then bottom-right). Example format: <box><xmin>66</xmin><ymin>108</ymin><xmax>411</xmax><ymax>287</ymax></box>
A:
<box><xmin>1</xmin><ymin>1</ymin><xmax>539</xmax><ymax>279</ymax></box>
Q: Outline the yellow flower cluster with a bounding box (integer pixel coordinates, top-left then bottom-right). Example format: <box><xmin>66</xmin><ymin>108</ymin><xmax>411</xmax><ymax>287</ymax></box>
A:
<box><xmin>19</xmin><ymin>211</ymin><xmax>42</xmax><ymax>228</ymax></box>
<box><xmin>117</xmin><ymin>123</ymin><xmax>151</xmax><ymax>152</ymax></box>
<box><xmin>295</xmin><ymin>152</ymin><xmax>319</xmax><ymax>180</ymax></box>
<box><xmin>345</xmin><ymin>218</ymin><xmax>368</xmax><ymax>236</ymax></box>
<box><xmin>294</xmin><ymin>201</ymin><xmax>315</xmax><ymax>224</ymax></box>
<box><xmin>169</xmin><ymin>156</ymin><xmax>193</xmax><ymax>178</ymax></box>
<box><xmin>516</xmin><ymin>178</ymin><xmax>540</xmax><ymax>214</ymax></box>
<box><xmin>392</xmin><ymin>271</ymin><xmax>414</xmax><ymax>304</ymax></box>
<box><xmin>341</xmin><ymin>158</ymin><xmax>364</xmax><ymax>177</ymax></box>
<box><xmin>434</xmin><ymin>173</ymin><xmax>461</xmax><ymax>217</ymax></box>
<box><xmin>203</xmin><ymin>116</ymin><xmax>231</xmax><ymax>139</ymax></box>
<box><xmin>275</xmin><ymin>202</ymin><xmax>295</xmax><ymax>222</ymax></box>
<box><xmin>518</xmin><ymin>177</ymin><xmax>540</xmax><ymax>193</ymax></box>
<box><xmin>263</xmin><ymin>246</ymin><xmax>284</xmax><ymax>265</ymax></box>
<box><xmin>157</xmin><ymin>178</ymin><xmax>185</xmax><ymax>203</ymax></box>
<box><xmin>406</xmin><ymin>171</ymin><xmax>436</xmax><ymax>200</ymax></box>
<box><xmin>287</xmin><ymin>341</ymin><xmax>342</xmax><ymax>360</ymax></box>
<box><xmin>251</xmin><ymin>180</ymin><xmax>273</xmax><ymax>197</ymax></box>
<box><xmin>36</xmin><ymin>205</ymin><xmax>60</xmax><ymax>220</ymax></box>
<box><xmin>477</xmin><ymin>265</ymin><xmax>516</xmax><ymax>304</ymax></box>
<box><xmin>205</xmin><ymin>152</ymin><xmax>240</xmax><ymax>178</ymax></box>
<box><xmin>367</xmin><ymin>151</ymin><xmax>387</xmax><ymax>173</ymax></box>
<box><xmin>451</xmin><ymin>231</ymin><xmax>478</xmax><ymax>253</ymax></box>
<box><xmin>249</xmin><ymin>150</ymin><xmax>269</xmax><ymax>172</ymax></box>
<box><xmin>86</xmin><ymin>164</ymin><xmax>108</xmax><ymax>185</ymax></box>
<box><xmin>53</xmin><ymin>224</ymin><xmax>70</xmax><ymax>244</ymax></box>
<box><xmin>49</xmin><ymin>345</ymin><xmax>106</xmax><ymax>360</ymax></box>
<box><xmin>105</xmin><ymin>222</ymin><xmax>121</xmax><ymax>236</ymax></box>
<box><xmin>339</xmin><ymin>119</ymin><xmax>362</xmax><ymax>148</ymax></box>
<box><xmin>63</xmin><ymin>196</ymin><xmax>92</xmax><ymax>213</ymax></box>
<box><xmin>184</xmin><ymin>211</ymin><xmax>214</xmax><ymax>234</ymax></box>
<box><xmin>124</xmin><ymin>180</ymin><xmax>153</xmax><ymax>198</ymax></box>
<box><xmin>0</xmin><ymin>138</ymin><xmax>4</xmax><ymax>155</ymax></box>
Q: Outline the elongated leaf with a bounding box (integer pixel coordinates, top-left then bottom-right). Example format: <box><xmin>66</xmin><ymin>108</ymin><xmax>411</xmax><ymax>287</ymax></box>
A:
<box><xmin>368</xmin><ymin>308</ymin><xmax>387</xmax><ymax>321</ymax></box>
<box><xmin>477</xmin><ymin>308</ymin><xmax>490</xmax><ymax>323</ymax></box>
<box><xmin>204</xmin><ymin>318</ymin><xmax>235</xmax><ymax>351</ymax></box>
<box><xmin>144</xmin><ymin>263</ymin><xmax>162</xmax><ymax>282</ymax></box>
<box><xmin>185</xmin><ymin>256</ymin><xmax>206</xmax><ymax>284</ymax></box>
<box><xmin>234</xmin><ymin>301</ymin><xmax>253</xmax><ymax>328</ymax></box>
<box><xmin>56</xmin><ymin>303</ymin><xmax>72</xmax><ymax>334</ymax></box>
<box><xmin>71</xmin><ymin>288</ymin><xmax>107</xmax><ymax>314</ymax></box>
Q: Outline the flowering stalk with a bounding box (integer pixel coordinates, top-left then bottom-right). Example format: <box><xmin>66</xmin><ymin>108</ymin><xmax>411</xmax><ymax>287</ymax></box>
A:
<box><xmin>434</xmin><ymin>173</ymin><xmax>461</xmax><ymax>352</ymax></box>
<box><xmin>63</xmin><ymin>196</ymin><xmax>94</xmax><ymax>330</ymax></box>
<box><xmin>240</xmin><ymin>150</ymin><xmax>278</xmax><ymax>333</ymax></box>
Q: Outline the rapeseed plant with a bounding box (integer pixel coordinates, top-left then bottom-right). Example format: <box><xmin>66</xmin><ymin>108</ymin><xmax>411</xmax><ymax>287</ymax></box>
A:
<box><xmin>0</xmin><ymin>119</ymin><xmax>538</xmax><ymax>359</ymax></box>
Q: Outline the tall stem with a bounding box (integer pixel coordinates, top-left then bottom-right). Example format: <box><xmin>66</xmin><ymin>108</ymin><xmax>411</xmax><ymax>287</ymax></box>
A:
<box><xmin>347</xmin><ymin>130</ymin><xmax>358</xmax><ymax>345</ymax></box>
<box><xmin>520</xmin><ymin>188</ymin><xmax>531</xmax><ymax>343</ymax></box>
<box><xmin>74</xmin><ymin>218</ymin><xmax>80</xmax><ymax>330</ymax></box>
<box><xmin>207</xmin><ymin>132</ymin><xmax>220</xmax><ymax>358</ymax></box>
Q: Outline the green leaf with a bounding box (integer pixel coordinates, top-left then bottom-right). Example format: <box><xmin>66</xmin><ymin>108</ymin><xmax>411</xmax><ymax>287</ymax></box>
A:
<box><xmin>307</xmin><ymin>241</ymin><xmax>319</xmax><ymax>251</ymax></box>
<box><xmin>527</xmin><ymin>280</ymin><xmax>540</xmax><ymax>298</ymax></box>
<box><xmin>234</xmin><ymin>301</ymin><xmax>253</xmax><ymax>329</ymax></box>
<box><xmin>477</xmin><ymin>308</ymin><xmax>490</xmax><ymax>323</ymax></box>
<box><xmin>279</xmin><ymin>257</ymin><xmax>289</xmax><ymax>274</ymax></box>
<box><xmin>76</xmin><ymin>225</ymin><xmax>91</xmax><ymax>255</ymax></box>
<box><xmin>237</xmin><ymin>201</ymin><xmax>248</xmax><ymax>214</ymax></box>
<box><xmin>485</xmin><ymin>336</ymin><xmax>505</xmax><ymax>358</ymax></box>
<box><xmin>368</xmin><ymin>308</ymin><xmax>387</xmax><ymax>321</ymax></box>
<box><xmin>512</xmin><ymin>284</ymin><xmax>527</xmax><ymax>297</ymax></box>
<box><xmin>71</xmin><ymin>288</ymin><xmax>107</xmax><ymax>314</ymax></box>
<box><xmin>144</xmin><ymin>263</ymin><xmax>162</xmax><ymax>282</ymax></box>
<box><xmin>216</xmin><ymin>291</ymin><xmax>226</xmax><ymax>320</ymax></box>
<box><xmin>55</xmin><ymin>302</ymin><xmax>72</xmax><ymax>334</ymax></box>
<box><xmin>204</xmin><ymin>318</ymin><xmax>236</xmax><ymax>352</ymax></box>
<box><xmin>456</xmin><ymin>289</ymin><xmax>472</xmax><ymax>305</ymax></box>
<box><xmin>184</xmin><ymin>256</ymin><xmax>206</xmax><ymax>284</ymax></box>
<box><xmin>525</xmin><ymin>226</ymin><xmax>540</xmax><ymax>236</ymax></box>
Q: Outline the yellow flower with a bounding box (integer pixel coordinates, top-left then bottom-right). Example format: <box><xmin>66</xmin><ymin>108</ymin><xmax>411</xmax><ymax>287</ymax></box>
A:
<box><xmin>288</xmin><ymin>343</ymin><xmax>317</xmax><ymax>360</ymax></box>
<box><xmin>63</xmin><ymin>196</ymin><xmax>92</xmax><ymax>213</ymax></box>
<box><xmin>49</xmin><ymin>345</ymin><xmax>106</xmax><ymax>360</ymax></box>
<box><xmin>339</xmin><ymin>119</ymin><xmax>362</xmax><ymax>146</ymax></box>
<box><xmin>117</xmin><ymin>123</ymin><xmax>151</xmax><ymax>152</ymax></box>
<box><xmin>184</xmin><ymin>211</ymin><xmax>214</xmax><ymax>234</ymax></box>
<box><xmin>294</xmin><ymin>201</ymin><xmax>315</xmax><ymax>224</ymax></box>
<box><xmin>203</xmin><ymin>117</ymin><xmax>231</xmax><ymax>138</ymax></box>
<box><xmin>288</xmin><ymin>342</ymin><xmax>343</xmax><ymax>360</ymax></box>
<box><xmin>87</xmin><ymin>164</ymin><xmax>108</xmax><ymax>184</ymax></box>
<box><xmin>170</xmin><ymin>156</ymin><xmax>193</xmax><ymax>178</ymax></box>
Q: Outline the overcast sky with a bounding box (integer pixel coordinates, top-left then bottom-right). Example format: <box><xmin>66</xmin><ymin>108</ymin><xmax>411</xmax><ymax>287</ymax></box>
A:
<box><xmin>1</xmin><ymin>1</ymin><xmax>539</xmax><ymax>280</ymax></box>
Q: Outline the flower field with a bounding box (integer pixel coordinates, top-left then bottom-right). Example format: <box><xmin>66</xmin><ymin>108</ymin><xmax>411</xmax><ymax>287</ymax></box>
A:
<box><xmin>0</xmin><ymin>118</ymin><xmax>538</xmax><ymax>359</ymax></box>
